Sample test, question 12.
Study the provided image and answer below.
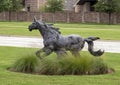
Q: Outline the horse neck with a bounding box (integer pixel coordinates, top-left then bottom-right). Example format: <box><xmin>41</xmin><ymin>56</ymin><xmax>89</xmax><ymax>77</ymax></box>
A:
<box><xmin>37</xmin><ymin>24</ymin><xmax>60</xmax><ymax>39</ymax></box>
<box><xmin>38</xmin><ymin>26</ymin><xmax>46</xmax><ymax>38</ymax></box>
<box><xmin>41</xmin><ymin>28</ymin><xmax>60</xmax><ymax>39</ymax></box>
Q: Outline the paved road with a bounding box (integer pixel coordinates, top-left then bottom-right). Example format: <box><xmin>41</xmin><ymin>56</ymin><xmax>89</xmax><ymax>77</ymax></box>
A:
<box><xmin>0</xmin><ymin>36</ymin><xmax>120</xmax><ymax>53</ymax></box>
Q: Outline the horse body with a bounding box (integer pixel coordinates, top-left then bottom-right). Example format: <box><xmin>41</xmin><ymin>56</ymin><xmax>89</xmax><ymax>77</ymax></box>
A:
<box><xmin>56</xmin><ymin>35</ymin><xmax>84</xmax><ymax>50</ymax></box>
<box><xmin>28</xmin><ymin>18</ymin><xmax>104</xmax><ymax>59</ymax></box>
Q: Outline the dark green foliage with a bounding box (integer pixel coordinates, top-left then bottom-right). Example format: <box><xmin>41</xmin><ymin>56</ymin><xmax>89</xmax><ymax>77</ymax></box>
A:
<box><xmin>9</xmin><ymin>0</ymin><xmax>23</xmax><ymax>12</ymax></box>
<box><xmin>0</xmin><ymin>0</ymin><xmax>10</xmax><ymax>12</ymax></box>
<box><xmin>94</xmin><ymin>0</ymin><xmax>118</xmax><ymax>13</ymax></box>
<box><xmin>94</xmin><ymin>0</ymin><xmax>120</xmax><ymax>24</ymax></box>
<box><xmin>9</xmin><ymin>54</ymin><xmax>40</xmax><ymax>73</ymax></box>
<box><xmin>0</xmin><ymin>0</ymin><xmax>22</xmax><ymax>12</ymax></box>
<box><xmin>44</xmin><ymin>0</ymin><xmax>63</xmax><ymax>13</ymax></box>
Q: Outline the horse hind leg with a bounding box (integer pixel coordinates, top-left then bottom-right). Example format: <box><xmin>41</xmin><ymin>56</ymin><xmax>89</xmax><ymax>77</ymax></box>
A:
<box><xmin>70</xmin><ymin>50</ymin><xmax>80</xmax><ymax>57</ymax></box>
<box><xmin>55</xmin><ymin>48</ymin><xmax>68</xmax><ymax>58</ymax></box>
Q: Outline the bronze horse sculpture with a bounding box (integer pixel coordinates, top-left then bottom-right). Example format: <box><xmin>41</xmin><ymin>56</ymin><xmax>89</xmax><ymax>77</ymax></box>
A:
<box><xmin>28</xmin><ymin>18</ymin><xmax>104</xmax><ymax>59</ymax></box>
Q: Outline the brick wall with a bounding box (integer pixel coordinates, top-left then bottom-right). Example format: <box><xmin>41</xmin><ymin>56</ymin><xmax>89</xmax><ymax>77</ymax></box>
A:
<box><xmin>84</xmin><ymin>12</ymin><xmax>99</xmax><ymax>23</ymax></box>
<box><xmin>0</xmin><ymin>12</ymin><xmax>120</xmax><ymax>24</ymax></box>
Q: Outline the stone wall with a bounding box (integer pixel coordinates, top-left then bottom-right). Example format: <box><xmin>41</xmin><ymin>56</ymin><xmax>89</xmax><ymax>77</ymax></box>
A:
<box><xmin>0</xmin><ymin>12</ymin><xmax>120</xmax><ymax>24</ymax></box>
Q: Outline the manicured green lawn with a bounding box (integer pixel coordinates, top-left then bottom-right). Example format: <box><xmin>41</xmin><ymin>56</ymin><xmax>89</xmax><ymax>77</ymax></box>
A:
<box><xmin>0</xmin><ymin>46</ymin><xmax>120</xmax><ymax>85</ymax></box>
<box><xmin>0</xmin><ymin>22</ymin><xmax>120</xmax><ymax>40</ymax></box>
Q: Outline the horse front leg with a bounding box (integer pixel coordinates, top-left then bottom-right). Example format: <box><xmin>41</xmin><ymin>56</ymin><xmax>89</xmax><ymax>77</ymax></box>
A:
<box><xmin>42</xmin><ymin>48</ymin><xmax>53</xmax><ymax>58</ymax></box>
<box><xmin>36</xmin><ymin>47</ymin><xmax>45</xmax><ymax>59</ymax></box>
<box><xmin>36</xmin><ymin>47</ymin><xmax>53</xmax><ymax>59</ymax></box>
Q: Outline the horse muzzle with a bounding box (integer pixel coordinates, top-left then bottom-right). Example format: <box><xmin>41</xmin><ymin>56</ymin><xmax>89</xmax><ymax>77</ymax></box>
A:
<box><xmin>29</xmin><ymin>28</ymin><xmax>32</xmax><ymax>31</ymax></box>
<box><xmin>28</xmin><ymin>26</ymin><xmax>33</xmax><ymax>31</ymax></box>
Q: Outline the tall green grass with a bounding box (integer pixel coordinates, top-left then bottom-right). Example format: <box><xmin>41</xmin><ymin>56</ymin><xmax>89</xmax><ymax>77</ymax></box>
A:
<box><xmin>38</xmin><ymin>56</ymin><xmax>109</xmax><ymax>75</ymax></box>
<box><xmin>9</xmin><ymin>54</ymin><xmax>40</xmax><ymax>73</ymax></box>
<box><xmin>9</xmin><ymin>54</ymin><xmax>110</xmax><ymax>75</ymax></box>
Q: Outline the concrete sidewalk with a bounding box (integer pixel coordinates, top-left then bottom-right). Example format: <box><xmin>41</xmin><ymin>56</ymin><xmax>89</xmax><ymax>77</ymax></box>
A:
<box><xmin>0</xmin><ymin>36</ymin><xmax>120</xmax><ymax>53</ymax></box>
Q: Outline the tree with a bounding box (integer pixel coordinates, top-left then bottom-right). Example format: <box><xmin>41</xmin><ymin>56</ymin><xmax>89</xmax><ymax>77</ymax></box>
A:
<box><xmin>0</xmin><ymin>0</ymin><xmax>22</xmax><ymax>12</ymax></box>
<box><xmin>94</xmin><ymin>0</ymin><xmax>120</xmax><ymax>24</ymax></box>
<box><xmin>44</xmin><ymin>0</ymin><xmax>63</xmax><ymax>13</ymax></box>
<box><xmin>43</xmin><ymin>0</ymin><xmax>63</xmax><ymax>23</ymax></box>
<box><xmin>0</xmin><ymin>0</ymin><xmax>10</xmax><ymax>12</ymax></box>
<box><xmin>0</xmin><ymin>0</ymin><xmax>23</xmax><ymax>21</ymax></box>
<box><xmin>9</xmin><ymin>0</ymin><xmax>23</xmax><ymax>12</ymax></box>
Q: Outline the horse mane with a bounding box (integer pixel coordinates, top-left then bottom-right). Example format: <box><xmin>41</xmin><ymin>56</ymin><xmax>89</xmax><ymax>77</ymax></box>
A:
<box><xmin>46</xmin><ymin>24</ymin><xmax>61</xmax><ymax>34</ymax></box>
<box><xmin>37</xmin><ymin>20</ymin><xmax>61</xmax><ymax>34</ymax></box>
<box><xmin>50</xmin><ymin>27</ymin><xmax>61</xmax><ymax>34</ymax></box>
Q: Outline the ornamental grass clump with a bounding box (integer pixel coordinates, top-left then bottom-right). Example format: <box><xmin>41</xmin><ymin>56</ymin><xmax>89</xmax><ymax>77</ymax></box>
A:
<box><xmin>9</xmin><ymin>54</ymin><xmax>40</xmax><ymax>73</ymax></box>
<box><xmin>89</xmin><ymin>58</ymin><xmax>108</xmax><ymax>74</ymax></box>
<box><xmin>38</xmin><ymin>59</ymin><xmax>61</xmax><ymax>75</ymax></box>
<box><xmin>57</xmin><ymin>56</ymin><xmax>92</xmax><ymax>75</ymax></box>
<box><xmin>9</xmin><ymin>53</ymin><xmax>112</xmax><ymax>75</ymax></box>
<box><xmin>37</xmin><ymin>55</ymin><xmax>110</xmax><ymax>75</ymax></box>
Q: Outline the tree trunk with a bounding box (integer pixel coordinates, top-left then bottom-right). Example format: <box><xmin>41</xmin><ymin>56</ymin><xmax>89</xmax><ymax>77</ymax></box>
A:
<box><xmin>108</xmin><ymin>12</ymin><xmax>111</xmax><ymax>24</ymax></box>
<box><xmin>9</xmin><ymin>11</ymin><xmax>11</xmax><ymax>22</ymax></box>
<box><xmin>52</xmin><ymin>13</ymin><xmax>55</xmax><ymax>23</ymax></box>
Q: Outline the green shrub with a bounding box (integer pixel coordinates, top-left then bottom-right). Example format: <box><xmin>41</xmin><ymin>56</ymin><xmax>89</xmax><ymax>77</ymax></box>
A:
<box><xmin>38</xmin><ymin>59</ymin><xmax>61</xmax><ymax>75</ymax></box>
<box><xmin>89</xmin><ymin>58</ymin><xmax>108</xmax><ymax>74</ymax></box>
<box><xmin>37</xmin><ymin>55</ymin><xmax>110</xmax><ymax>75</ymax></box>
<box><xmin>9</xmin><ymin>54</ymin><xmax>40</xmax><ymax>73</ymax></box>
<box><xmin>9</xmin><ymin>54</ymin><xmax>111</xmax><ymax>75</ymax></box>
<box><xmin>57</xmin><ymin>57</ymin><xmax>92</xmax><ymax>75</ymax></box>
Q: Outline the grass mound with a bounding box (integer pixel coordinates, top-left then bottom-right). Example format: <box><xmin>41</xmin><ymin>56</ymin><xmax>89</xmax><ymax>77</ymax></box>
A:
<box><xmin>38</xmin><ymin>56</ymin><xmax>109</xmax><ymax>75</ymax></box>
<box><xmin>9</xmin><ymin>54</ymin><xmax>113</xmax><ymax>75</ymax></box>
<box><xmin>9</xmin><ymin>54</ymin><xmax>40</xmax><ymax>73</ymax></box>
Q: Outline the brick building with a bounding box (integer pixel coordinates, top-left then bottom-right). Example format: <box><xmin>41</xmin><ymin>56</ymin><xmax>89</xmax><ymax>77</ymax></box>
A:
<box><xmin>74</xmin><ymin>0</ymin><xmax>97</xmax><ymax>13</ymax></box>
<box><xmin>22</xmin><ymin>0</ymin><xmax>47</xmax><ymax>12</ymax></box>
<box><xmin>22</xmin><ymin>0</ymin><xmax>97</xmax><ymax>12</ymax></box>
<box><xmin>22</xmin><ymin>0</ymin><xmax>78</xmax><ymax>12</ymax></box>
<box><xmin>63</xmin><ymin>0</ymin><xmax>78</xmax><ymax>11</ymax></box>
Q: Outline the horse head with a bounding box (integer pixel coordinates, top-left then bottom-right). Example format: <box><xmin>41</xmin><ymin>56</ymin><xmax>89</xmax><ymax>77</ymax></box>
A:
<box><xmin>28</xmin><ymin>17</ymin><xmax>61</xmax><ymax>34</ymax></box>
<box><xmin>28</xmin><ymin>17</ymin><xmax>46</xmax><ymax>31</ymax></box>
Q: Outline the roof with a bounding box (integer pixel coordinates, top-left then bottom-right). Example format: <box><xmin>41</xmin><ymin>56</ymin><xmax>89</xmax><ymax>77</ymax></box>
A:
<box><xmin>74</xmin><ymin>0</ymin><xmax>97</xmax><ymax>6</ymax></box>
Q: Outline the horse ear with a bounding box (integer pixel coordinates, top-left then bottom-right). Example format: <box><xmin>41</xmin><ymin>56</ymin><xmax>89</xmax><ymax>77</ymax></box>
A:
<box><xmin>40</xmin><ymin>18</ymin><xmax>42</xmax><ymax>21</ymax></box>
<box><xmin>34</xmin><ymin>16</ymin><xmax>37</xmax><ymax>22</ymax></box>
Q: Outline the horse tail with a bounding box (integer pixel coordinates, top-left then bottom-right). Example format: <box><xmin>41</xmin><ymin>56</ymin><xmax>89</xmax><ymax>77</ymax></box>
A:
<box><xmin>84</xmin><ymin>37</ymin><xmax>104</xmax><ymax>56</ymax></box>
